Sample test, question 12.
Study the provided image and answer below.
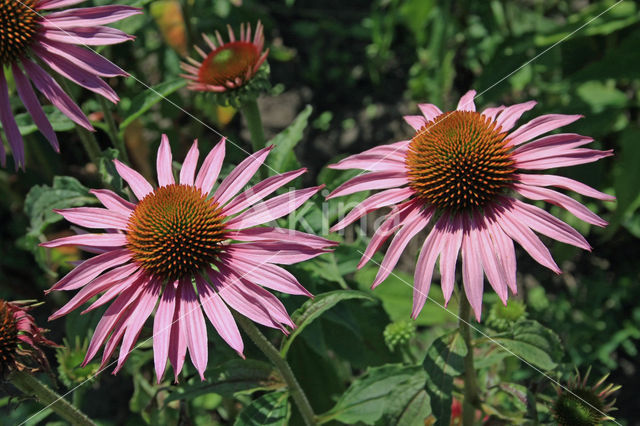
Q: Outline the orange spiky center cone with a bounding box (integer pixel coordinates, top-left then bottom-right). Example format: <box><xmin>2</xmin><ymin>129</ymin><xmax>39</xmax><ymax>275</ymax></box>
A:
<box><xmin>198</xmin><ymin>41</ymin><xmax>260</xmax><ymax>87</ymax></box>
<box><xmin>0</xmin><ymin>0</ymin><xmax>40</xmax><ymax>66</ymax></box>
<box><xmin>406</xmin><ymin>111</ymin><xmax>515</xmax><ymax>211</ymax></box>
<box><xmin>0</xmin><ymin>300</ymin><xmax>18</xmax><ymax>374</ymax></box>
<box><xmin>126</xmin><ymin>184</ymin><xmax>228</xmax><ymax>282</ymax></box>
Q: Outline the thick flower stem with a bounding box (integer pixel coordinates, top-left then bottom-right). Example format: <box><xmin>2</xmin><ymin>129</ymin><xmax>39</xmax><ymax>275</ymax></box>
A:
<box><xmin>10</xmin><ymin>370</ymin><xmax>96</xmax><ymax>426</ymax></box>
<box><xmin>98</xmin><ymin>96</ymin><xmax>129</xmax><ymax>162</ymax></box>
<box><xmin>76</xmin><ymin>127</ymin><xmax>102</xmax><ymax>166</ymax></box>
<box><xmin>240</xmin><ymin>98</ymin><xmax>267</xmax><ymax>154</ymax></box>
<box><xmin>459</xmin><ymin>293</ymin><xmax>480</xmax><ymax>426</ymax></box>
<box><xmin>234</xmin><ymin>314</ymin><xmax>316</xmax><ymax>426</ymax></box>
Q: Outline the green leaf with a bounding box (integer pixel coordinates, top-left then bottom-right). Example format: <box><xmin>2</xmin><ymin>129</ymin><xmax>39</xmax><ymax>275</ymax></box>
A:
<box><xmin>492</xmin><ymin>320</ymin><xmax>563</xmax><ymax>371</ymax></box>
<box><xmin>396</xmin><ymin>390</ymin><xmax>432</xmax><ymax>426</ymax></box>
<box><xmin>234</xmin><ymin>391</ymin><xmax>290</xmax><ymax>426</ymax></box>
<box><xmin>119</xmin><ymin>79</ymin><xmax>187</xmax><ymax>131</ymax></box>
<box><xmin>280</xmin><ymin>290</ymin><xmax>374</xmax><ymax>357</ymax></box>
<box><xmin>422</xmin><ymin>331</ymin><xmax>467</xmax><ymax>425</ymax></box>
<box><xmin>266</xmin><ymin>105</ymin><xmax>313</xmax><ymax>175</ymax></box>
<box><xmin>607</xmin><ymin>127</ymin><xmax>640</xmax><ymax>237</ymax></box>
<box><xmin>97</xmin><ymin>148</ymin><xmax>123</xmax><ymax>192</ymax></box>
<box><xmin>319</xmin><ymin>364</ymin><xmax>426</xmax><ymax>425</ymax></box>
<box><xmin>165</xmin><ymin>359</ymin><xmax>285</xmax><ymax>403</ymax></box>
<box><xmin>2</xmin><ymin>106</ymin><xmax>75</xmax><ymax>136</ymax></box>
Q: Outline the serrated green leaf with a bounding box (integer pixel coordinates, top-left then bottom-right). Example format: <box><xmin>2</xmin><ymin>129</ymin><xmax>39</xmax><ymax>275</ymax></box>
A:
<box><xmin>493</xmin><ymin>320</ymin><xmax>563</xmax><ymax>371</ymax></box>
<box><xmin>119</xmin><ymin>79</ymin><xmax>187</xmax><ymax>131</ymax></box>
<box><xmin>234</xmin><ymin>391</ymin><xmax>290</xmax><ymax>426</ymax></box>
<box><xmin>423</xmin><ymin>331</ymin><xmax>467</xmax><ymax>425</ymax></box>
<box><xmin>266</xmin><ymin>105</ymin><xmax>312</xmax><ymax>175</ymax></box>
<box><xmin>280</xmin><ymin>290</ymin><xmax>374</xmax><ymax>357</ymax></box>
<box><xmin>319</xmin><ymin>364</ymin><xmax>426</xmax><ymax>425</ymax></box>
<box><xmin>165</xmin><ymin>359</ymin><xmax>285</xmax><ymax>403</ymax></box>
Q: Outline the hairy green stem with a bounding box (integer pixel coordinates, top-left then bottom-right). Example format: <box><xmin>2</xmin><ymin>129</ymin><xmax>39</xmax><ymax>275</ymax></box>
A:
<box><xmin>234</xmin><ymin>314</ymin><xmax>316</xmax><ymax>425</ymax></box>
<box><xmin>98</xmin><ymin>96</ymin><xmax>128</xmax><ymax>162</ymax></box>
<box><xmin>459</xmin><ymin>293</ymin><xmax>480</xmax><ymax>426</ymax></box>
<box><xmin>240</xmin><ymin>98</ymin><xmax>266</xmax><ymax>154</ymax></box>
<box><xmin>10</xmin><ymin>370</ymin><xmax>96</xmax><ymax>426</ymax></box>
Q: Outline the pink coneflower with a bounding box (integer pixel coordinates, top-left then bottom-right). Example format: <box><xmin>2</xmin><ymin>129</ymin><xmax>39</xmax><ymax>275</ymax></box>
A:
<box><xmin>0</xmin><ymin>0</ymin><xmax>140</xmax><ymax>169</ymax></box>
<box><xmin>180</xmin><ymin>21</ymin><xmax>268</xmax><ymax>93</ymax></box>
<box><xmin>0</xmin><ymin>300</ymin><xmax>57</xmax><ymax>375</ymax></box>
<box><xmin>43</xmin><ymin>136</ymin><xmax>333</xmax><ymax>381</ymax></box>
<box><xmin>328</xmin><ymin>91</ymin><xmax>613</xmax><ymax>320</ymax></box>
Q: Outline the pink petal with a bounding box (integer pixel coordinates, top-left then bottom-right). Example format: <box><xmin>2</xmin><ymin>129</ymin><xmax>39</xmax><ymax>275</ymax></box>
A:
<box><xmin>461</xmin><ymin>218</ymin><xmax>484</xmax><ymax>321</ymax></box>
<box><xmin>515</xmin><ymin>173</ymin><xmax>614</xmax><ymax>201</ymax></box>
<box><xmin>43</xmin><ymin>5</ymin><xmax>141</xmax><ymax>27</ymax></box>
<box><xmin>114</xmin><ymin>159</ymin><xmax>153</xmax><ymax>200</ymax></box>
<box><xmin>227</xmin><ymin>227</ymin><xmax>335</xmax><ymax>250</ymax></box>
<box><xmin>214</xmin><ymin>146</ymin><xmax>272</xmax><ymax>206</ymax></box>
<box><xmin>474</xmin><ymin>215</ymin><xmax>508</xmax><ymax>304</ymax></box>
<box><xmin>226</xmin><ymin>186</ymin><xmax>322</xmax><ymax>229</ymax></box>
<box><xmin>41</xmin><ymin>26</ymin><xmax>134</xmax><ymax>46</ymax></box>
<box><xmin>226</xmin><ymin>242</ymin><xmax>328</xmax><ymax>265</ymax></box>
<box><xmin>195</xmin><ymin>275</ymin><xmax>244</xmax><ymax>356</ymax></box>
<box><xmin>326</xmin><ymin>171</ymin><xmax>409</xmax><ymax>199</ymax></box>
<box><xmin>41</xmin><ymin>233</ymin><xmax>127</xmax><ymax>248</ymax></box>
<box><xmin>90</xmin><ymin>189</ymin><xmax>135</xmax><ymax>216</ymax></box>
<box><xmin>195</xmin><ymin>138</ymin><xmax>225</xmax><ymax>194</ymax></box>
<box><xmin>484</xmin><ymin>210</ymin><xmax>517</xmax><ymax>294</ymax></box>
<box><xmin>372</xmin><ymin>206</ymin><xmax>434</xmax><ymax>288</ymax></box>
<box><xmin>481</xmin><ymin>106</ymin><xmax>505</xmax><ymax>122</ymax></box>
<box><xmin>54</xmin><ymin>207</ymin><xmax>129</xmax><ymax>230</ymax></box>
<box><xmin>100</xmin><ymin>311</ymin><xmax>130</xmax><ymax>370</ymax></box>
<box><xmin>153</xmin><ymin>280</ymin><xmax>177</xmax><ymax>382</ymax></box>
<box><xmin>329</xmin><ymin>141</ymin><xmax>410</xmax><ymax>168</ymax></box>
<box><xmin>169</xmin><ymin>286</ymin><xmax>187</xmax><ymax>381</ymax></box>
<box><xmin>180</xmin><ymin>279</ymin><xmax>209</xmax><ymax>380</ymax></box>
<box><xmin>411</xmin><ymin>218</ymin><xmax>447</xmax><ymax>319</ymax></box>
<box><xmin>179</xmin><ymin>140</ymin><xmax>199</xmax><ymax>186</ymax></box>
<box><xmin>81</xmin><ymin>269</ymin><xmax>146</xmax><ymax>314</ymax></box>
<box><xmin>495</xmin><ymin>101</ymin><xmax>537</xmax><ymax>132</ymax></box>
<box><xmin>328</xmin><ymin>155</ymin><xmax>405</xmax><ymax>172</ymax></box>
<box><xmin>223</xmin><ymin>168</ymin><xmax>307</xmax><ymax>216</ymax></box>
<box><xmin>508</xmin><ymin>114</ymin><xmax>582</xmax><ymax>146</ymax></box>
<box><xmin>418</xmin><ymin>103</ymin><xmax>443</xmax><ymax>121</ymax></box>
<box><xmin>515</xmin><ymin>147</ymin><xmax>613</xmax><ymax>170</ymax></box>
<box><xmin>48</xmin><ymin>249</ymin><xmax>131</xmax><ymax>292</ymax></box>
<box><xmin>330</xmin><ymin>187</ymin><xmax>414</xmax><ymax>232</ymax></box>
<box><xmin>457</xmin><ymin>90</ymin><xmax>477</xmax><ymax>112</ymax></box>
<box><xmin>514</xmin><ymin>133</ymin><xmax>594</xmax><ymax>155</ymax></box>
<box><xmin>0</xmin><ymin>71</ymin><xmax>24</xmax><ymax>169</ymax></box>
<box><xmin>404</xmin><ymin>115</ymin><xmax>426</xmax><ymax>131</ymax></box>
<box><xmin>38</xmin><ymin>0</ymin><xmax>87</xmax><ymax>9</ymax></box>
<box><xmin>11</xmin><ymin>63</ymin><xmax>59</xmax><ymax>152</ymax></box>
<box><xmin>36</xmin><ymin>39</ymin><xmax>127</xmax><ymax>77</ymax></box>
<box><xmin>156</xmin><ymin>134</ymin><xmax>174</xmax><ymax>187</ymax></box>
<box><xmin>438</xmin><ymin>215</ymin><xmax>463</xmax><ymax>304</ymax></box>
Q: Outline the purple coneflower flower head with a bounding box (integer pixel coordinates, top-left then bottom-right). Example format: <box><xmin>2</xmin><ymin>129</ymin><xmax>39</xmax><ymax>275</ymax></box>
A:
<box><xmin>0</xmin><ymin>0</ymin><xmax>140</xmax><ymax>169</ymax></box>
<box><xmin>327</xmin><ymin>91</ymin><xmax>614</xmax><ymax>321</ymax></box>
<box><xmin>0</xmin><ymin>300</ymin><xmax>57</xmax><ymax>376</ymax></box>
<box><xmin>43</xmin><ymin>136</ymin><xmax>333</xmax><ymax>382</ymax></box>
<box><xmin>180</xmin><ymin>22</ymin><xmax>269</xmax><ymax>103</ymax></box>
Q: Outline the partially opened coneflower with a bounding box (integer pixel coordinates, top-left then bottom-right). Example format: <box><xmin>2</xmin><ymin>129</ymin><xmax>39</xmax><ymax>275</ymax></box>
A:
<box><xmin>180</xmin><ymin>21</ymin><xmax>269</xmax><ymax>104</ymax></box>
<box><xmin>0</xmin><ymin>300</ymin><xmax>57</xmax><ymax>376</ymax></box>
<box><xmin>327</xmin><ymin>91</ymin><xmax>614</xmax><ymax>320</ymax></box>
<box><xmin>0</xmin><ymin>0</ymin><xmax>140</xmax><ymax>169</ymax></box>
<box><xmin>43</xmin><ymin>135</ymin><xmax>333</xmax><ymax>382</ymax></box>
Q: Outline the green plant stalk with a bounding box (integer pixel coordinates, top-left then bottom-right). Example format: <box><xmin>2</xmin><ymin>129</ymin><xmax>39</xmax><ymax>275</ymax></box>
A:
<box><xmin>459</xmin><ymin>293</ymin><xmax>480</xmax><ymax>426</ymax></box>
<box><xmin>240</xmin><ymin>98</ymin><xmax>266</xmax><ymax>153</ymax></box>
<box><xmin>98</xmin><ymin>96</ymin><xmax>129</xmax><ymax>162</ymax></box>
<box><xmin>10</xmin><ymin>370</ymin><xmax>96</xmax><ymax>426</ymax></box>
<box><xmin>234</xmin><ymin>314</ymin><xmax>316</xmax><ymax>425</ymax></box>
<box><xmin>76</xmin><ymin>127</ymin><xmax>102</xmax><ymax>166</ymax></box>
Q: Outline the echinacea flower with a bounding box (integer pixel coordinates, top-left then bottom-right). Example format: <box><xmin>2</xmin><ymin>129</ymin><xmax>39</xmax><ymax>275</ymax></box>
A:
<box><xmin>552</xmin><ymin>368</ymin><xmax>619</xmax><ymax>426</ymax></box>
<box><xmin>43</xmin><ymin>135</ymin><xmax>333</xmax><ymax>382</ymax></box>
<box><xmin>0</xmin><ymin>300</ymin><xmax>57</xmax><ymax>376</ymax></box>
<box><xmin>180</xmin><ymin>22</ymin><xmax>269</xmax><ymax>103</ymax></box>
<box><xmin>328</xmin><ymin>91</ymin><xmax>613</xmax><ymax>320</ymax></box>
<box><xmin>0</xmin><ymin>0</ymin><xmax>140</xmax><ymax>169</ymax></box>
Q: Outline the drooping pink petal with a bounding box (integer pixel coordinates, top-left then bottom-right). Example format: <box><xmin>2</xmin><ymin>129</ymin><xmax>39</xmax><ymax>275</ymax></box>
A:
<box><xmin>36</xmin><ymin>39</ymin><xmax>127</xmax><ymax>77</ymax></box>
<box><xmin>474</xmin><ymin>215</ymin><xmax>508</xmax><ymax>304</ymax></box>
<box><xmin>330</xmin><ymin>187</ymin><xmax>414</xmax><ymax>232</ymax></box>
<box><xmin>457</xmin><ymin>90</ymin><xmax>477</xmax><ymax>112</ymax></box>
<box><xmin>328</xmin><ymin>141</ymin><xmax>410</xmax><ymax>168</ymax></box>
<box><xmin>11</xmin><ymin>63</ymin><xmax>59</xmax><ymax>153</ymax></box>
<box><xmin>114</xmin><ymin>159</ymin><xmax>154</xmax><ymax>200</ymax></box>
<box><xmin>42</xmin><ymin>5</ymin><xmax>141</xmax><ymax>27</ymax></box>
<box><xmin>41</xmin><ymin>26</ymin><xmax>134</xmax><ymax>46</ymax></box>
<box><xmin>227</xmin><ymin>227</ymin><xmax>335</xmax><ymax>250</ymax></box>
<box><xmin>226</xmin><ymin>186</ymin><xmax>322</xmax><ymax>229</ymax></box>
<box><xmin>38</xmin><ymin>0</ymin><xmax>87</xmax><ymax>9</ymax></box>
<box><xmin>438</xmin><ymin>215</ymin><xmax>463</xmax><ymax>304</ymax></box>
<box><xmin>328</xmin><ymin>154</ymin><xmax>405</xmax><ymax>172</ymax></box>
<box><xmin>100</xmin><ymin>310</ymin><xmax>130</xmax><ymax>370</ymax></box>
<box><xmin>153</xmin><ymin>280</ymin><xmax>177</xmax><ymax>383</ymax></box>
<box><xmin>214</xmin><ymin>146</ymin><xmax>272</xmax><ymax>206</ymax></box>
<box><xmin>484</xmin><ymin>210</ymin><xmax>517</xmax><ymax>294</ymax></box>
<box><xmin>418</xmin><ymin>103</ymin><xmax>443</xmax><ymax>121</ymax></box>
<box><xmin>404</xmin><ymin>115</ymin><xmax>426</xmax><ymax>131</ymax></box>
<box><xmin>41</xmin><ymin>233</ymin><xmax>127</xmax><ymax>248</ymax></box>
<box><xmin>507</xmin><ymin>114</ymin><xmax>582</xmax><ymax>146</ymax></box>
<box><xmin>326</xmin><ymin>171</ymin><xmax>409</xmax><ymax>199</ymax></box>
<box><xmin>156</xmin><ymin>134</ymin><xmax>174</xmax><ymax>187</ymax></box>
<box><xmin>179</xmin><ymin>140</ymin><xmax>199</xmax><ymax>186</ymax></box>
<box><xmin>372</xmin><ymin>206</ymin><xmax>434</xmax><ymax>288</ymax></box>
<box><xmin>481</xmin><ymin>106</ymin><xmax>505</xmax><ymax>122</ymax></box>
<box><xmin>0</xmin><ymin>71</ymin><xmax>25</xmax><ymax>169</ymax></box>
<box><xmin>411</xmin><ymin>218</ymin><xmax>447</xmax><ymax>319</ymax></box>
<box><xmin>226</xmin><ymin>242</ymin><xmax>328</xmax><ymax>265</ymax></box>
<box><xmin>48</xmin><ymin>248</ymin><xmax>131</xmax><ymax>292</ymax></box>
<box><xmin>222</xmin><ymin>168</ymin><xmax>307</xmax><ymax>216</ymax></box>
<box><xmin>517</xmin><ymin>149</ymin><xmax>613</xmax><ymax>170</ymax></box>
<box><xmin>81</xmin><ymin>269</ymin><xmax>146</xmax><ymax>314</ymax></box>
<box><xmin>195</xmin><ymin>275</ymin><xmax>244</xmax><ymax>356</ymax></box>
<box><xmin>194</xmin><ymin>138</ymin><xmax>225</xmax><ymax>194</ymax></box>
<box><xmin>90</xmin><ymin>189</ymin><xmax>135</xmax><ymax>216</ymax></box>
<box><xmin>495</xmin><ymin>101</ymin><xmax>537</xmax><ymax>132</ymax></box>
<box><xmin>461</xmin><ymin>218</ymin><xmax>484</xmax><ymax>321</ymax></box>
<box><xmin>169</xmin><ymin>285</ymin><xmax>187</xmax><ymax>381</ymax></box>
<box><xmin>180</xmin><ymin>278</ymin><xmax>209</xmax><ymax>380</ymax></box>
<box><xmin>54</xmin><ymin>207</ymin><xmax>130</xmax><ymax>230</ymax></box>
<box><xmin>515</xmin><ymin>173</ymin><xmax>615</xmax><ymax>201</ymax></box>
